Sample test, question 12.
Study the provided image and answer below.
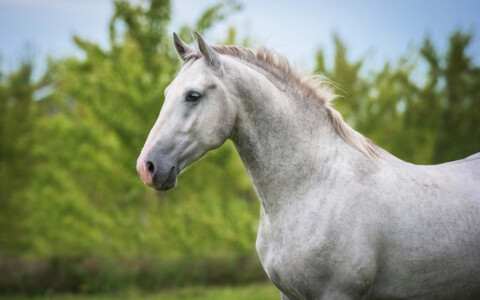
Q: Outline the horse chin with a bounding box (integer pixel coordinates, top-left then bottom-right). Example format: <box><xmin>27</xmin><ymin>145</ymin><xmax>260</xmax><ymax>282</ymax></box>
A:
<box><xmin>155</xmin><ymin>177</ymin><xmax>176</xmax><ymax>191</ymax></box>
<box><xmin>154</xmin><ymin>167</ymin><xmax>178</xmax><ymax>191</ymax></box>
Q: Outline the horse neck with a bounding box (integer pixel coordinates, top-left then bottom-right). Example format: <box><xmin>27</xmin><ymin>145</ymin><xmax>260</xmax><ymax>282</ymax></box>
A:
<box><xmin>229</xmin><ymin>65</ymin><xmax>372</xmax><ymax>216</ymax></box>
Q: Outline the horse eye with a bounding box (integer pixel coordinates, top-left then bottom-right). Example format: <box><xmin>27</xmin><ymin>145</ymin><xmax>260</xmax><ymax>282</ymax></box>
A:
<box><xmin>185</xmin><ymin>91</ymin><xmax>201</xmax><ymax>102</ymax></box>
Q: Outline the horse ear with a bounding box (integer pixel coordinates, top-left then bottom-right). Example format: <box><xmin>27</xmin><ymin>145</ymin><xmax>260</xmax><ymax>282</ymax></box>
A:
<box><xmin>194</xmin><ymin>32</ymin><xmax>221</xmax><ymax>68</ymax></box>
<box><xmin>173</xmin><ymin>32</ymin><xmax>195</xmax><ymax>61</ymax></box>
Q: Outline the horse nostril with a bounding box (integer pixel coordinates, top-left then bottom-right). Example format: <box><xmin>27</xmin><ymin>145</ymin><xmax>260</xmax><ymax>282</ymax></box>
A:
<box><xmin>146</xmin><ymin>161</ymin><xmax>155</xmax><ymax>176</ymax></box>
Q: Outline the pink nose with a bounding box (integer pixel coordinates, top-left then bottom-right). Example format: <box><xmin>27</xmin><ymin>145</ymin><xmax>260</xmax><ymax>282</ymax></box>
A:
<box><xmin>136</xmin><ymin>156</ymin><xmax>154</xmax><ymax>186</ymax></box>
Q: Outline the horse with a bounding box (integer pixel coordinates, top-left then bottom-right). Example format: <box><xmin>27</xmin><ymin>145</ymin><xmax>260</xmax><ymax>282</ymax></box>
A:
<box><xmin>136</xmin><ymin>32</ymin><xmax>480</xmax><ymax>300</ymax></box>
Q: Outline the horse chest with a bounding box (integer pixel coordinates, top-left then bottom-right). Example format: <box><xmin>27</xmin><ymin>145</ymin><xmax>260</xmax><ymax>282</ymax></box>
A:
<box><xmin>259</xmin><ymin>243</ymin><xmax>318</xmax><ymax>299</ymax></box>
<box><xmin>256</xmin><ymin>215</ymin><xmax>333</xmax><ymax>298</ymax></box>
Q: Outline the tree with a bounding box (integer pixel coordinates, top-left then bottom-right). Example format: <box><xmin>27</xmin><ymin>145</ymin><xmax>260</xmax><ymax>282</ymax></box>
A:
<box><xmin>0</xmin><ymin>61</ymin><xmax>39</xmax><ymax>253</ymax></box>
<box><xmin>314</xmin><ymin>32</ymin><xmax>480</xmax><ymax>165</ymax></box>
<box><xmin>0</xmin><ymin>0</ymin><xmax>257</xmax><ymax>258</ymax></box>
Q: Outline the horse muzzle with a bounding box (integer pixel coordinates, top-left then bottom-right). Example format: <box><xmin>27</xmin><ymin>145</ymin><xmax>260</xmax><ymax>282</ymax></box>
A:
<box><xmin>137</xmin><ymin>150</ymin><xmax>178</xmax><ymax>191</ymax></box>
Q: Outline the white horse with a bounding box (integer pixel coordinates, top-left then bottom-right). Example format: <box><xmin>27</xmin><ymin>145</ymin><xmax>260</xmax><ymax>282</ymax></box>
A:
<box><xmin>137</xmin><ymin>33</ymin><xmax>480</xmax><ymax>300</ymax></box>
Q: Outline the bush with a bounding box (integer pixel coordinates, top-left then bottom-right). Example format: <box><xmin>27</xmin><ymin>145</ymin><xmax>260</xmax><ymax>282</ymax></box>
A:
<box><xmin>0</xmin><ymin>254</ymin><xmax>267</xmax><ymax>295</ymax></box>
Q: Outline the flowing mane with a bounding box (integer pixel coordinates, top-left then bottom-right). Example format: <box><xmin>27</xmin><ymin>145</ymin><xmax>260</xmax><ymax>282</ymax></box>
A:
<box><xmin>184</xmin><ymin>44</ymin><xmax>380</xmax><ymax>159</ymax></box>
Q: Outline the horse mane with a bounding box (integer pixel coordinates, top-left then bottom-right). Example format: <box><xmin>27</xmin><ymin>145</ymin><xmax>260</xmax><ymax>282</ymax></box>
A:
<box><xmin>185</xmin><ymin>44</ymin><xmax>380</xmax><ymax>159</ymax></box>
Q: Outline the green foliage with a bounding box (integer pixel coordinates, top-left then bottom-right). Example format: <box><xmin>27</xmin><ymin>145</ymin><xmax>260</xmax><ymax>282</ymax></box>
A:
<box><xmin>315</xmin><ymin>31</ymin><xmax>480</xmax><ymax>164</ymax></box>
<box><xmin>0</xmin><ymin>255</ymin><xmax>265</xmax><ymax>294</ymax></box>
<box><xmin>177</xmin><ymin>1</ymin><xmax>242</xmax><ymax>43</ymax></box>
<box><xmin>0</xmin><ymin>61</ymin><xmax>39</xmax><ymax>253</ymax></box>
<box><xmin>1</xmin><ymin>0</ymin><xmax>257</xmax><ymax>259</ymax></box>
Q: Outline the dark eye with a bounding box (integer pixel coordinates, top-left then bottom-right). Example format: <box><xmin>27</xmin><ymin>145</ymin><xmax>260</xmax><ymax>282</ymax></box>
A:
<box><xmin>185</xmin><ymin>91</ymin><xmax>201</xmax><ymax>102</ymax></box>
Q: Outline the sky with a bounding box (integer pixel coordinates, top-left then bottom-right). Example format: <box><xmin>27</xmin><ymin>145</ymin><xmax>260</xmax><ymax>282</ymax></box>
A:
<box><xmin>1</xmin><ymin>0</ymin><xmax>480</xmax><ymax>75</ymax></box>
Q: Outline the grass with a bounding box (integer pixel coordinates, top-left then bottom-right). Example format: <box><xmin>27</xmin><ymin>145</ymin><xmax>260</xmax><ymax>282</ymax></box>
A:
<box><xmin>4</xmin><ymin>283</ymin><xmax>280</xmax><ymax>300</ymax></box>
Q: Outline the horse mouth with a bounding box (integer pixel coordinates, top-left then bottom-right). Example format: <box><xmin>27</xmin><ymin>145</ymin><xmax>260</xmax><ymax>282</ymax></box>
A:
<box><xmin>155</xmin><ymin>166</ymin><xmax>177</xmax><ymax>191</ymax></box>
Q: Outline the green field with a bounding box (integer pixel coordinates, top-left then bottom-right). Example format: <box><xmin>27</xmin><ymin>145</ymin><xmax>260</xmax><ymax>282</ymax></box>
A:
<box><xmin>4</xmin><ymin>283</ymin><xmax>280</xmax><ymax>300</ymax></box>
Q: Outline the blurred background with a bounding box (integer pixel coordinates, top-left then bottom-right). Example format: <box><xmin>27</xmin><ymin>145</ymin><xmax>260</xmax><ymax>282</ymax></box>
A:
<box><xmin>1</xmin><ymin>0</ymin><xmax>480</xmax><ymax>299</ymax></box>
